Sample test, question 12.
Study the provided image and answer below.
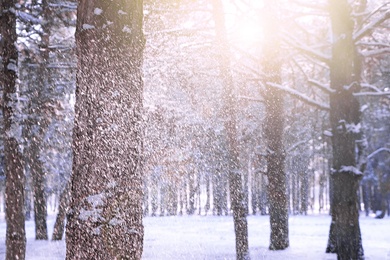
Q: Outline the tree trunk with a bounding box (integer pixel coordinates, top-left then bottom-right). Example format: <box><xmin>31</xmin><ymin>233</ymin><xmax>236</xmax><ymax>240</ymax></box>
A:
<box><xmin>300</xmin><ymin>170</ymin><xmax>309</xmax><ymax>215</ymax></box>
<box><xmin>1</xmin><ymin>1</ymin><xmax>27</xmax><ymax>258</ymax></box>
<box><xmin>326</xmin><ymin>0</ymin><xmax>364</xmax><ymax>259</ymax></box>
<box><xmin>25</xmin><ymin>0</ymin><xmax>51</xmax><ymax>242</ymax></box>
<box><xmin>187</xmin><ymin>169</ymin><xmax>196</xmax><ymax>215</ymax></box>
<box><xmin>205</xmin><ymin>173</ymin><xmax>211</xmax><ymax>215</ymax></box>
<box><xmin>262</xmin><ymin>0</ymin><xmax>289</xmax><ymax>251</ymax></box>
<box><xmin>30</xmin><ymin>142</ymin><xmax>48</xmax><ymax>239</ymax></box>
<box><xmin>52</xmin><ymin>182</ymin><xmax>70</xmax><ymax>240</ymax></box>
<box><xmin>211</xmin><ymin>0</ymin><xmax>249</xmax><ymax>258</ymax></box>
<box><xmin>213</xmin><ymin>169</ymin><xmax>223</xmax><ymax>216</ymax></box>
<box><xmin>65</xmin><ymin>1</ymin><xmax>145</xmax><ymax>259</ymax></box>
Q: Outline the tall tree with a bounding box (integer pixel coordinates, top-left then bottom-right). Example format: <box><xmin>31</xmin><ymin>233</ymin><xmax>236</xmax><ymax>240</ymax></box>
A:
<box><xmin>1</xmin><ymin>0</ymin><xmax>27</xmax><ymax>259</ymax></box>
<box><xmin>65</xmin><ymin>0</ymin><xmax>145</xmax><ymax>259</ymax></box>
<box><xmin>262</xmin><ymin>0</ymin><xmax>289</xmax><ymax>250</ymax></box>
<box><xmin>211</xmin><ymin>0</ymin><xmax>250</xmax><ymax>259</ymax></box>
<box><xmin>24</xmin><ymin>0</ymin><xmax>51</xmax><ymax>240</ymax></box>
<box><xmin>326</xmin><ymin>0</ymin><xmax>364</xmax><ymax>258</ymax></box>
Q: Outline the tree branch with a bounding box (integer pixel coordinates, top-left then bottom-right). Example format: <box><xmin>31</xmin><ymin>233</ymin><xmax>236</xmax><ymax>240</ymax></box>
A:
<box><xmin>266</xmin><ymin>82</ymin><xmax>330</xmax><ymax>111</ymax></box>
<box><xmin>367</xmin><ymin>147</ymin><xmax>390</xmax><ymax>159</ymax></box>
<box><xmin>354</xmin><ymin>10</ymin><xmax>390</xmax><ymax>42</ymax></box>
<box><xmin>308</xmin><ymin>79</ymin><xmax>335</xmax><ymax>94</ymax></box>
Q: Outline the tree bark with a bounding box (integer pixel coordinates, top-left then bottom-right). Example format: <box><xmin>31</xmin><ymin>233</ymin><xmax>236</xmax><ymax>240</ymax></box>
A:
<box><xmin>1</xmin><ymin>1</ymin><xmax>27</xmax><ymax>259</ymax></box>
<box><xmin>262</xmin><ymin>0</ymin><xmax>289</xmax><ymax>251</ymax></box>
<box><xmin>326</xmin><ymin>0</ymin><xmax>364</xmax><ymax>259</ymax></box>
<box><xmin>211</xmin><ymin>0</ymin><xmax>250</xmax><ymax>259</ymax></box>
<box><xmin>52</xmin><ymin>182</ymin><xmax>70</xmax><ymax>240</ymax></box>
<box><xmin>65</xmin><ymin>0</ymin><xmax>145</xmax><ymax>259</ymax></box>
<box><xmin>27</xmin><ymin>0</ymin><xmax>51</xmax><ymax>241</ymax></box>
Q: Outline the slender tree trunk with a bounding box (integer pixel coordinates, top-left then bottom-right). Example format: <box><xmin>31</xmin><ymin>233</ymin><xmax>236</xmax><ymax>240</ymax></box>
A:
<box><xmin>25</xmin><ymin>0</ymin><xmax>51</xmax><ymax>242</ymax></box>
<box><xmin>211</xmin><ymin>0</ymin><xmax>249</xmax><ymax>258</ymax></box>
<box><xmin>1</xmin><ymin>1</ymin><xmax>27</xmax><ymax>258</ymax></box>
<box><xmin>326</xmin><ymin>0</ymin><xmax>364</xmax><ymax>259</ymax></box>
<box><xmin>187</xmin><ymin>169</ymin><xmax>196</xmax><ymax>215</ymax></box>
<box><xmin>260</xmin><ymin>173</ymin><xmax>268</xmax><ymax>215</ymax></box>
<box><xmin>65</xmin><ymin>0</ymin><xmax>145</xmax><ymax>259</ymax></box>
<box><xmin>213</xmin><ymin>169</ymin><xmax>223</xmax><ymax>216</ymax></box>
<box><xmin>262</xmin><ymin>0</ymin><xmax>289</xmax><ymax>250</ymax></box>
<box><xmin>52</xmin><ymin>182</ymin><xmax>70</xmax><ymax>240</ymax></box>
<box><xmin>205</xmin><ymin>173</ymin><xmax>210</xmax><ymax>215</ymax></box>
<box><xmin>143</xmin><ymin>176</ymin><xmax>149</xmax><ymax>216</ymax></box>
<box><xmin>251</xmin><ymin>170</ymin><xmax>259</xmax><ymax>215</ymax></box>
<box><xmin>300</xmin><ymin>170</ymin><xmax>309</xmax><ymax>215</ymax></box>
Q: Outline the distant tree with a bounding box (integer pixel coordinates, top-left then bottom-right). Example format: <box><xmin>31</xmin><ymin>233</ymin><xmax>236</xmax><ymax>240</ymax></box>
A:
<box><xmin>24</xmin><ymin>0</ymin><xmax>51</xmax><ymax>240</ymax></box>
<box><xmin>211</xmin><ymin>0</ymin><xmax>250</xmax><ymax>259</ymax></box>
<box><xmin>52</xmin><ymin>181</ymin><xmax>70</xmax><ymax>240</ymax></box>
<box><xmin>65</xmin><ymin>0</ymin><xmax>145</xmax><ymax>259</ymax></box>
<box><xmin>262</xmin><ymin>0</ymin><xmax>289</xmax><ymax>251</ymax></box>
<box><xmin>1</xmin><ymin>0</ymin><xmax>27</xmax><ymax>259</ymax></box>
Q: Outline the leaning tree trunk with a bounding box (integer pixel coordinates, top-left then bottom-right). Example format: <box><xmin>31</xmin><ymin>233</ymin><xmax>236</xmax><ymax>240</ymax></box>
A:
<box><xmin>262</xmin><ymin>0</ymin><xmax>289</xmax><ymax>251</ymax></box>
<box><xmin>211</xmin><ymin>0</ymin><xmax>250</xmax><ymax>259</ymax></box>
<box><xmin>326</xmin><ymin>0</ymin><xmax>364</xmax><ymax>259</ymax></box>
<box><xmin>1</xmin><ymin>0</ymin><xmax>27</xmax><ymax>259</ymax></box>
<box><xmin>65</xmin><ymin>0</ymin><xmax>145</xmax><ymax>259</ymax></box>
<box><xmin>52</xmin><ymin>182</ymin><xmax>70</xmax><ymax>240</ymax></box>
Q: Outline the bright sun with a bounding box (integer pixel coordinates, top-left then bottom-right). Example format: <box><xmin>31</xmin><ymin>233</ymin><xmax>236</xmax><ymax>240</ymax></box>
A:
<box><xmin>225</xmin><ymin>1</ymin><xmax>264</xmax><ymax>47</ymax></box>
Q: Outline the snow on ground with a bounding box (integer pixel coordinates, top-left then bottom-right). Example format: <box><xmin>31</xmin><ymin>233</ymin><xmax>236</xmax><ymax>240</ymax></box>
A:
<box><xmin>0</xmin><ymin>213</ymin><xmax>389</xmax><ymax>259</ymax></box>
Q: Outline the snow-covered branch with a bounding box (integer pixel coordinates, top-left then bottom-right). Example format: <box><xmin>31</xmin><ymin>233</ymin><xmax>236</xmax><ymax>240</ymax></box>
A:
<box><xmin>17</xmin><ymin>10</ymin><xmax>42</xmax><ymax>25</ymax></box>
<box><xmin>360</xmin><ymin>47</ymin><xmax>390</xmax><ymax>57</ymax></box>
<box><xmin>308</xmin><ymin>79</ymin><xmax>335</xmax><ymax>94</ymax></box>
<box><xmin>48</xmin><ymin>2</ymin><xmax>77</xmax><ymax>10</ymax></box>
<box><xmin>287</xmin><ymin>140</ymin><xmax>309</xmax><ymax>153</ymax></box>
<box><xmin>367</xmin><ymin>147</ymin><xmax>390</xmax><ymax>159</ymax></box>
<box><xmin>361</xmin><ymin>83</ymin><xmax>381</xmax><ymax>92</ymax></box>
<box><xmin>354</xmin><ymin>91</ymin><xmax>390</xmax><ymax>97</ymax></box>
<box><xmin>266</xmin><ymin>82</ymin><xmax>330</xmax><ymax>111</ymax></box>
<box><xmin>354</xmin><ymin>10</ymin><xmax>390</xmax><ymax>42</ymax></box>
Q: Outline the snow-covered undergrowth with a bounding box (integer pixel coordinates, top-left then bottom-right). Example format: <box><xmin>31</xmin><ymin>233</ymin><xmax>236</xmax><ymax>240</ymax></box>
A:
<box><xmin>0</xmin><ymin>212</ymin><xmax>389</xmax><ymax>259</ymax></box>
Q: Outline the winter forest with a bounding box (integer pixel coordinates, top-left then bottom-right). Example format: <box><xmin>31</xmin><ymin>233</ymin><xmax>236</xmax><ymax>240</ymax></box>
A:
<box><xmin>0</xmin><ymin>0</ymin><xmax>390</xmax><ymax>259</ymax></box>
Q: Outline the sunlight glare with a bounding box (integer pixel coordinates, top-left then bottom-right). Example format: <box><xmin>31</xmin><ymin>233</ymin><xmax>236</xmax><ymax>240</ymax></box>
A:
<box><xmin>225</xmin><ymin>1</ymin><xmax>264</xmax><ymax>47</ymax></box>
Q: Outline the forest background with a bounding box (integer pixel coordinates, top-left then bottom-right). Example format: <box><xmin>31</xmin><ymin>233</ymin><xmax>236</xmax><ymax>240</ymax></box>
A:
<box><xmin>0</xmin><ymin>0</ymin><xmax>390</xmax><ymax>259</ymax></box>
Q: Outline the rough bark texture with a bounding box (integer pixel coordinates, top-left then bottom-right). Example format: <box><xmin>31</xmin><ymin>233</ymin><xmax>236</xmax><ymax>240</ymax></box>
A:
<box><xmin>262</xmin><ymin>0</ymin><xmax>289</xmax><ymax>251</ymax></box>
<box><xmin>326</xmin><ymin>0</ymin><xmax>364</xmax><ymax>259</ymax></box>
<box><xmin>65</xmin><ymin>0</ymin><xmax>145</xmax><ymax>259</ymax></box>
<box><xmin>212</xmin><ymin>0</ymin><xmax>250</xmax><ymax>259</ymax></box>
<box><xmin>1</xmin><ymin>1</ymin><xmax>27</xmax><ymax>259</ymax></box>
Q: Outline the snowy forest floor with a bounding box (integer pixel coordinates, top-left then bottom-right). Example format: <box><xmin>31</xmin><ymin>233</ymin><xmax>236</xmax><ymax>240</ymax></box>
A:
<box><xmin>0</xmin><ymin>212</ymin><xmax>389</xmax><ymax>259</ymax></box>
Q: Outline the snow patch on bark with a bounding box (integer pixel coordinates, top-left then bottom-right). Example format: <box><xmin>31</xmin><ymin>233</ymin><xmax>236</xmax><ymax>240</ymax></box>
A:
<box><xmin>331</xmin><ymin>166</ymin><xmax>362</xmax><ymax>176</ymax></box>
<box><xmin>79</xmin><ymin>193</ymin><xmax>106</xmax><ymax>222</ymax></box>
<box><xmin>82</xmin><ymin>24</ymin><xmax>95</xmax><ymax>30</ymax></box>
<box><xmin>346</xmin><ymin>123</ymin><xmax>361</xmax><ymax>134</ymax></box>
<box><xmin>94</xmin><ymin>8</ymin><xmax>103</xmax><ymax>15</ymax></box>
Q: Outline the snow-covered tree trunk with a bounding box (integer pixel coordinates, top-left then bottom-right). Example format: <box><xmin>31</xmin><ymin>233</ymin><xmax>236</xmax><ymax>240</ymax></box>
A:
<box><xmin>262</xmin><ymin>0</ymin><xmax>289</xmax><ymax>251</ymax></box>
<box><xmin>1</xmin><ymin>0</ymin><xmax>27</xmax><ymax>259</ymax></box>
<box><xmin>326</xmin><ymin>0</ymin><xmax>364</xmax><ymax>259</ymax></box>
<box><xmin>211</xmin><ymin>0</ymin><xmax>249</xmax><ymax>259</ymax></box>
<box><xmin>65</xmin><ymin>0</ymin><xmax>145</xmax><ymax>259</ymax></box>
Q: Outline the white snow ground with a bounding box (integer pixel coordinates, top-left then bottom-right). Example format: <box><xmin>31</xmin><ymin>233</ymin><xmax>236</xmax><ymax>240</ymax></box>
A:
<box><xmin>0</xmin><ymin>213</ymin><xmax>389</xmax><ymax>259</ymax></box>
